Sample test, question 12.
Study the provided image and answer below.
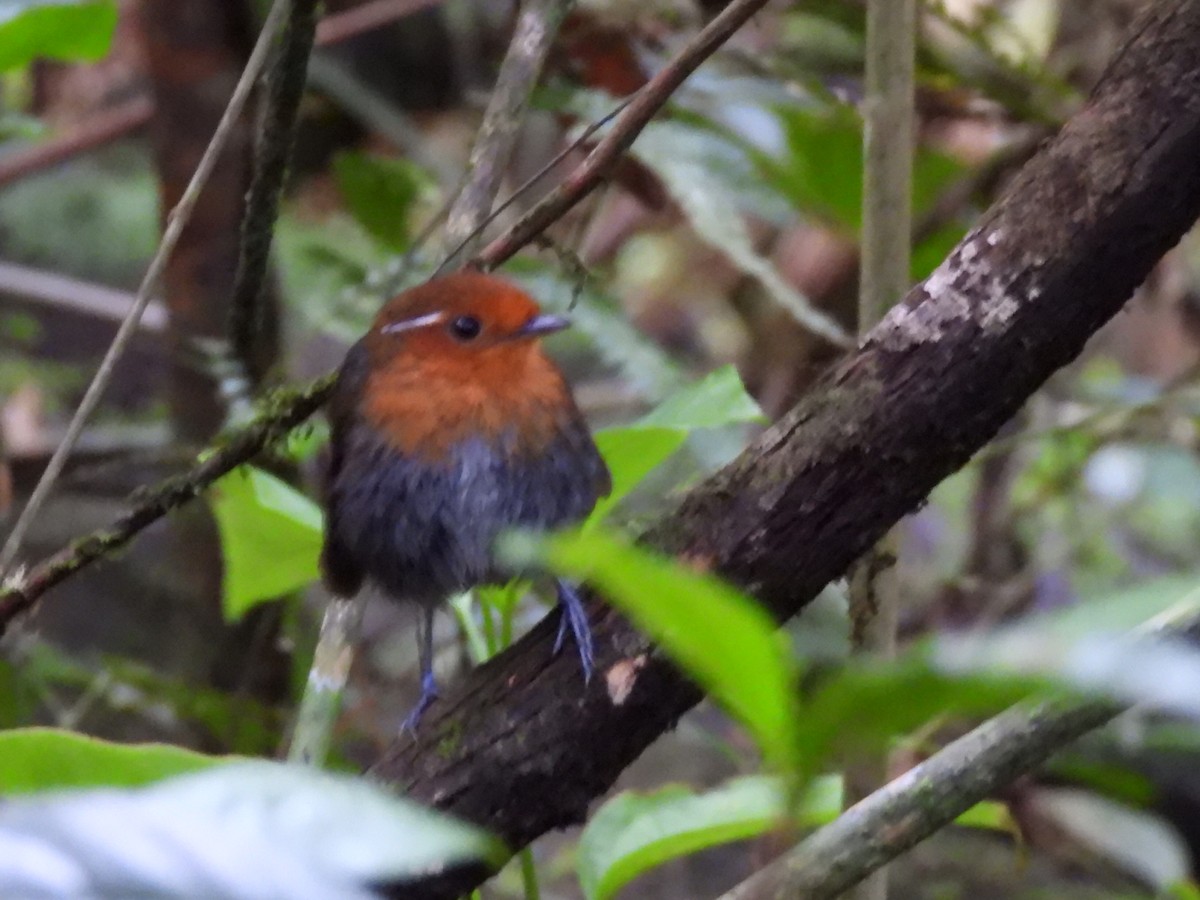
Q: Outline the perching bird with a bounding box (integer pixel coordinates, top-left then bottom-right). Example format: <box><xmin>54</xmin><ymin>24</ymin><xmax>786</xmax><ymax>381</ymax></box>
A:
<box><xmin>320</xmin><ymin>271</ymin><xmax>611</xmax><ymax>729</ymax></box>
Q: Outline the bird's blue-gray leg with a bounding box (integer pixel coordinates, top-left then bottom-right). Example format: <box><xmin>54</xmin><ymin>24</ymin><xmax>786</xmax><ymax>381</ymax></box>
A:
<box><xmin>402</xmin><ymin>607</ymin><xmax>439</xmax><ymax>733</ymax></box>
<box><xmin>553</xmin><ymin>578</ymin><xmax>595</xmax><ymax>683</ymax></box>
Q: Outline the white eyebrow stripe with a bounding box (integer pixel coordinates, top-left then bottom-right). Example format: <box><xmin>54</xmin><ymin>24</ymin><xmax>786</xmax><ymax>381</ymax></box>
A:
<box><xmin>381</xmin><ymin>311</ymin><xmax>445</xmax><ymax>334</ymax></box>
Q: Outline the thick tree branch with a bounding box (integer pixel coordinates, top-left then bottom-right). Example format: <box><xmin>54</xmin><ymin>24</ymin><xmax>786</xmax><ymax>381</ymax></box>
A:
<box><xmin>370</xmin><ymin>3</ymin><xmax>1200</xmax><ymax>897</ymax></box>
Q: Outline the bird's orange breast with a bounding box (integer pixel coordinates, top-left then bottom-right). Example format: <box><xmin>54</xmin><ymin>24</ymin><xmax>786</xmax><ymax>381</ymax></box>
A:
<box><xmin>361</xmin><ymin>343</ymin><xmax>575</xmax><ymax>462</ymax></box>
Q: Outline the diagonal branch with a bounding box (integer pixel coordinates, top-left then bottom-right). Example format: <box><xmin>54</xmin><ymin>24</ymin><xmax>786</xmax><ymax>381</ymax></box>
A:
<box><xmin>439</xmin><ymin>0</ymin><xmax>576</xmax><ymax>264</ymax></box>
<box><xmin>717</xmin><ymin>694</ymin><xmax>1126</xmax><ymax>900</ymax></box>
<box><xmin>368</xmin><ymin>2</ymin><xmax>1200</xmax><ymax>897</ymax></box>
<box><xmin>473</xmin><ymin>0</ymin><xmax>772</xmax><ymax>270</ymax></box>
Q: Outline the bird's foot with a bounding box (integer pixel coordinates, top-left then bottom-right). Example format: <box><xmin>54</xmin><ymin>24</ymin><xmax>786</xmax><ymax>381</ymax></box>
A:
<box><xmin>401</xmin><ymin>668</ymin><xmax>439</xmax><ymax>734</ymax></box>
<box><xmin>553</xmin><ymin>579</ymin><xmax>595</xmax><ymax>683</ymax></box>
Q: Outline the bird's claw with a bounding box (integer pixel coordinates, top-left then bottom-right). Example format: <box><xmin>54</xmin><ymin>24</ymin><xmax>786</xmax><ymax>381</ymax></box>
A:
<box><xmin>554</xmin><ymin>579</ymin><xmax>595</xmax><ymax>683</ymax></box>
<box><xmin>401</xmin><ymin>667</ymin><xmax>439</xmax><ymax>734</ymax></box>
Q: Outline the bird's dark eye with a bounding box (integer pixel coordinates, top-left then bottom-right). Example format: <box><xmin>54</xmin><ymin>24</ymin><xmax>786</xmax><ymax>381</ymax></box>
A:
<box><xmin>449</xmin><ymin>315</ymin><xmax>482</xmax><ymax>341</ymax></box>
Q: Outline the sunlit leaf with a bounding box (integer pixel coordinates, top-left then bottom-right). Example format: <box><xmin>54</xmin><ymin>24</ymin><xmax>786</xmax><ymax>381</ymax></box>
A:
<box><xmin>208</xmin><ymin>467</ymin><xmax>323</xmax><ymax>620</ymax></box>
<box><xmin>578</xmin><ymin>775</ymin><xmax>841</xmax><ymax>900</ymax></box>
<box><xmin>0</xmin><ymin>728</ymin><xmax>220</xmax><ymax>794</ymax></box>
<box><xmin>0</xmin><ymin>1</ymin><xmax>117</xmax><ymax>70</ymax></box>
<box><xmin>503</xmin><ymin>527</ymin><xmax>798</xmax><ymax>771</ymax></box>
<box><xmin>0</xmin><ymin>761</ymin><xmax>505</xmax><ymax>898</ymax></box>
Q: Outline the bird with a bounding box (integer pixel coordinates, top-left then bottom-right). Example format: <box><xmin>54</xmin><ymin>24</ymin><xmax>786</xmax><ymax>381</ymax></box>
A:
<box><xmin>320</xmin><ymin>271</ymin><xmax>612</xmax><ymax>730</ymax></box>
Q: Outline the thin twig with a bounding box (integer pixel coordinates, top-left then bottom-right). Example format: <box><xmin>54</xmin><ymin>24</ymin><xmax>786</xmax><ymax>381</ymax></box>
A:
<box><xmin>0</xmin><ymin>0</ymin><xmax>293</xmax><ymax>578</ymax></box>
<box><xmin>315</xmin><ymin>0</ymin><xmax>444</xmax><ymax>47</ymax></box>
<box><xmin>716</xmin><ymin>696</ymin><xmax>1124</xmax><ymax>900</ymax></box>
<box><xmin>0</xmin><ymin>96</ymin><xmax>155</xmax><ymax>189</ymax></box>
<box><xmin>439</xmin><ymin>0</ymin><xmax>577</xmax><ymax>265</ymax></box>
<box><xmin>0</xmin><ymin>376</ymin><xmax>335</xmax><ymax>633</ymax></box>
<box><xmin>474</xmin><ymin>0</ymin><xmax>771</xmax><ymax>269</ymax></box>
<box><xmin>436</xmin><ymin>94</ymin><xmax>633</xmax><ymax>275</ymax></box>
<box><xmin>230</xmin><ymin>0</ymin><xmax>319</xmax><ymax>382</ymax></box>
<box><xmin>0</xmin><ymin>261</ymin><xmax>167</xmax><ymax>333</ymax></box>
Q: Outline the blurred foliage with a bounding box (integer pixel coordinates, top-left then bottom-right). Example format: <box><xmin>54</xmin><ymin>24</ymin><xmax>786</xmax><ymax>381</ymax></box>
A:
<box><xmin>0</xmin><ymin>1</ymin><xmax>117</xmax><ymax>71</ymax></box>
<box><xmin>0</xmin><ymin>727</ymin><xmax>219</xmax><ymax>794</ymax></box>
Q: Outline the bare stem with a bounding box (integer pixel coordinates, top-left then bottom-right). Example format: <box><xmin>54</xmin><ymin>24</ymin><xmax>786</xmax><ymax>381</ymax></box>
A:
<box><xmin>848</xmin><ymin>2</ymin><xmax>916</xmax><ymax>895</ymax></box>
<box><xmin>287</xmin><ymin>595</ymin><xmax>369</xmax><ymax>766</ymax></box>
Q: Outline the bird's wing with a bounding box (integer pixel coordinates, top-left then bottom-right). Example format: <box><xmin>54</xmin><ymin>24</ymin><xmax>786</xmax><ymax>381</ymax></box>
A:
<box><xmin>323</xmin><ymin>340</ymin><xmax>368</xmax><ymax>495</ymax></box>
<box><xmin>320</xmin><ymin>340</ymin><xmax>369</xmax><ymax>597</ymax></box>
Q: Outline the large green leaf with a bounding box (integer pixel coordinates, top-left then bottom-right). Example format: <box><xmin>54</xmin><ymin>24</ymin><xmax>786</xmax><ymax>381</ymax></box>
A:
<box><xmin>504</xmin><ymin>527</ymin><xmax>799</xmax><ymax>771</ymax></box>
<box><xmin>0</xmin><ymin>728</ymin><xmax>220</xmax><ymax>794</ymax></box>
<box><xmin>578</xmin><ymin>775</ymin><xmax>841</xmax><ymax>900</ymax></box>
<box><xmin>208</xmin><ymin>467</ymin><xmax>323</xmax><ymax>620</ymax></box>
<box><xmin>0</xmin><ymin>1</ymin><xmax>117</xmax><ymax>70</ymax></box>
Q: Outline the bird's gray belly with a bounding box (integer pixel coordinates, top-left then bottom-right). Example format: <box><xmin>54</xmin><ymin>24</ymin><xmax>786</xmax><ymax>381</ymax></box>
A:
<box><xmin>327</xmin><ymin>428</ymin><xmax>601</xmax><ymax>605</ymax></box>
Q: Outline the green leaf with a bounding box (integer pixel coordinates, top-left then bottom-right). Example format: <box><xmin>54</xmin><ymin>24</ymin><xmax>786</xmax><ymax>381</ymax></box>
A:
<box><xmin>795</xmin><ymin>653</ymin><xmax>1046</xmax><ymax>778</ymax></box>
<box><xmin>333</xmin><ymin>151</ymin><xmax>430</xmax><ymax>251</ymax></box>
<box><xmin>588</xmin><ymin>427</ymin><xmax>687</xmax><ymax>525</ymax></box>
<box><xmin>0</xmin><ymin>728</ymin><xmax>220</xmax><ymax>794</ymax></box>
<box><xmin>0</xmin><ymin>1</ymin><xmax>117</xmax><ymax>70</ymax></box>
<box><xmin>588</xmin><ymin>365</ymin><xmax>765</xmax><ymax>524</ymax></box>
<box><xmin>208</xmin><ymin>467</ymin><xmax>323</xmax><ymax>620</ymax></box>
<box><xmin>503</xmin><ymin>527</ymin><xmax>799</xmax><ymax>771</ymax></box>
<box><xmin>1025</xmin><ymin>573</ymin><xmax>1200</xmax><ymax>641</ymax></box>
<box><xmin>637</xmin><ymin>365</ymin><xmax>766</xmax><ymax>430</ymax></box>
<box><xmin>955</xmin><ymin>800</ymin><xmax>1017</xmax><ymax>834</ymax></box>
<box><xmin>754</xmin><ymin>104</ymin><xmax>961</xmax><ymax>235</ymax></box>
<box><xmin>579</xmin><ymin>775</ymin><xmax>841</xmax><ymax>900</ymax></box>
